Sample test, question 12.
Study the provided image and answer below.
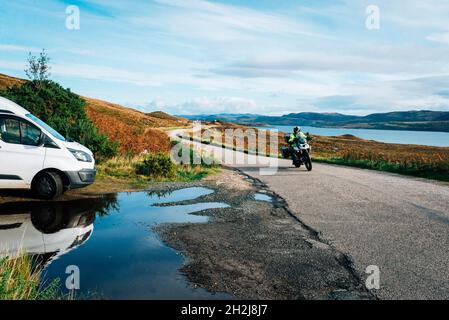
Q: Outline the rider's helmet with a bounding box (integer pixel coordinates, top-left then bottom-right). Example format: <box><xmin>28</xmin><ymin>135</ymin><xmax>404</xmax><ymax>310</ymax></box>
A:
<box><xmin>294</xmin><ymin>126</ymin><xmax>301</xmax><ymax>133</ymax></box>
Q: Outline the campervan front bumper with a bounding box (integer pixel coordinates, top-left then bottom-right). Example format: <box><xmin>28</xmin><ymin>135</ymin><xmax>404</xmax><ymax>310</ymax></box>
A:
<box><xmin>64</xmin><ymin>169</ymin><xmax>96</xmax><ymax>189</ymax></box>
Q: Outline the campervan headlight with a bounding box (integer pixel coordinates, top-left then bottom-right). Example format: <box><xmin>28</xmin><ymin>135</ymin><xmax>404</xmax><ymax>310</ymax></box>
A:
<box><xmin>68</xmin><ymin>148</ymin><xmax>93</xmax><ymax>162</ymax></box>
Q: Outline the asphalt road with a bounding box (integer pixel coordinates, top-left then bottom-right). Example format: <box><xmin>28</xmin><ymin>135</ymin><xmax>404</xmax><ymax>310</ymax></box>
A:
<box><xmin>171</xmin><ymin>130</ymin><xmax>449</xmax><ymax>300</ymax></box>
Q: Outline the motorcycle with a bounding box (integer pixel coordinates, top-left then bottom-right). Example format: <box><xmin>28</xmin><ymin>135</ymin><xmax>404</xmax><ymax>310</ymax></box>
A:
<box><xmin>281</xmin><ymin>135</ymin><xmax>313</xmax><ymax>171</ymax></box>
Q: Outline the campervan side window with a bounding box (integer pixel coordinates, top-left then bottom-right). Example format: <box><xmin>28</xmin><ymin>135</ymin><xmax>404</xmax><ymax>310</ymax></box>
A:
<box><xmin>0</xmin><ymin>116</ymin><xmax>41</xmax><ymax>146</ymax></box>
<box><xmin>0</xmin><ymin>117</ymin><xmax>20</xmax><ymax>144</ymax></box>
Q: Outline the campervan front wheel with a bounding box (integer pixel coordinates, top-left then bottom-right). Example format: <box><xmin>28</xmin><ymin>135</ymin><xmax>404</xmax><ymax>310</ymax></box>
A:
<box><xmin>32</xmin><ymin>171</ymin><xmax>64</xmax><ymax>200</ymax></box>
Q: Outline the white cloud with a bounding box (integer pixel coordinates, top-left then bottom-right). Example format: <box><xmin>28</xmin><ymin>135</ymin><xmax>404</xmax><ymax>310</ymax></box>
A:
<box><xmin>426</xmin><ymin>32</ymin><xmax>449</xmax><ymax>45</ymax></box>
<box><xmin>305</xmin><ymin>75</ymin><xmax>449</xmax><ymax>114</ymax></box>
<box><xmin>52</xmin><ymin>63</ymin><xmax>163</xmax><ymax>87</ymax></box>
<box><xmin>215</xmin><ymin>44</ymin><xmax>449</xmax><ymax>78</ymax></box>
<box><xmin>379</xmin><ymin>0</ymin><xmax>449</xmax><ymax>30</ymax></box>
<box><xmin>149</xmin><ymin>96</ymin><xmax>259</xmax><ymax>115</ymax></box>
<box><xmin>144</xmin><ymin>96</ymin><xmax>168</xmax><ymax>111</ymax></box>
<box><xmin>151</xmin><ymin>0</ymin><xmax>327</xmax><ymax>40</ymax></box>
<box><xmin>0</xmin><ymin>44</ymin><xmax>40</xmax><ymax>52</ymax></box>
<box><xmin>0</xmin><ymin>59</ymin><xmax>26</xmax><ymax>71</ymax></box>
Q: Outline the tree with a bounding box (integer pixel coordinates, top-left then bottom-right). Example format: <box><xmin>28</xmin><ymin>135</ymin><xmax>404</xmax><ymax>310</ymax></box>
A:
<box><xmin>24</xmin><ymin>49</ymin><xmax>51</xmax><ymax>84</ymax></box>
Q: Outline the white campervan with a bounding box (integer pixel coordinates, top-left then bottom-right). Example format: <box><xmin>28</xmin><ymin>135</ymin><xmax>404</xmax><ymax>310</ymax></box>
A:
<box><xmin>0</xmin><ymin>97</ymin><xmax>96</xmax><ymax>199</ymax></box>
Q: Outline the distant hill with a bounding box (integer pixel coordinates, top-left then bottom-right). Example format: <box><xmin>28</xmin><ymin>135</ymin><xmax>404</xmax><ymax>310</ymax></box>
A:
<box><xmin>0</xmin><ymin>73</ymin><xmax>189</xmax><ymax>154</ymax></box>
<box><xmin>182</xmin><ymin>110</ymin><xmax>449</xmax><ymax>132</ymax></box>
<box><xmin>0</xmin><ymin>73</ymin><xmax>25</xmax><ymax>88</ymax></box>
<box><xmin>84</xmin><ymin>98</ymin><xmax>189</xmax><ymax>154</ymax></box>
<box><xmin>147</xmin><ymin>111</ymin><xmax>188</xmax><ymax>124</ymax></box>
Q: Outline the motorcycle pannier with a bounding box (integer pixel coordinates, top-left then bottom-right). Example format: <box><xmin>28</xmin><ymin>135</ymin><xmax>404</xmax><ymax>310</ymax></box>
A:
<box><xmin>281</xmin><ymin>147</ymin><xmax>291</xmax><ymax>159</ymax></box>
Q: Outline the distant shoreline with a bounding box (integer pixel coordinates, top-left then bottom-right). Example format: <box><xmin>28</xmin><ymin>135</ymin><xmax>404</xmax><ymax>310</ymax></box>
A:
<box><xmin>181</xmin><ymin>110</ymin><xmax>449</xmax><ymax>134</ymax></box>
<box><xmin>255</xmin><ymin>124</ymin><xmax>449</xmax><ymax>148</ymax></box>
<box><xmin>254</xmin><ymin>123</ymin><xmax>449</xmax><ymax>134</ymax></box>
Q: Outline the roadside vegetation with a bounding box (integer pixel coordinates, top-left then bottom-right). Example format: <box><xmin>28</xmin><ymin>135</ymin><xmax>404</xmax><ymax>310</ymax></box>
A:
<box><xmin>97</xmin><ymin>151</ymin><xmax>219</xmax><ymax>185</ymax></box>
<box><xmin>311</xmin><ymin>135</ymin><xmax>449</xmax><ymax>182</ymax></box>
<box><xmin>0</xmin><ymin>254</ymin><xmax>61</xmax><ymax>300</ymax></box>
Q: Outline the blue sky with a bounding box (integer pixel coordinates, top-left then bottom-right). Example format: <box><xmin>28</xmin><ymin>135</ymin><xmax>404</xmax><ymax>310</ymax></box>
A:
<box><xmin>1</xmin><ymin>0</ymin><xmax>449</xmax><ymax>115</ymax></box>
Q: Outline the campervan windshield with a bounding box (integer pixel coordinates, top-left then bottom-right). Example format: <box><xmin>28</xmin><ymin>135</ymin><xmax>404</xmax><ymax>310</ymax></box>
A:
<box><xmin>25</xmin><ymin>113</ymin><xmax>66</xmax><ymax>141</ymax></box>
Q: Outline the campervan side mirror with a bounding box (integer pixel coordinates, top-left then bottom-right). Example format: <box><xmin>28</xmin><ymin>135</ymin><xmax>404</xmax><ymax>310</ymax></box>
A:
<box><xmin>39</xmin><ymin>133</ymin><xmax>59</xmax><ymax>149</ymax></box>
<box><xmin>38</xmin><ymin>132</ymin><xmax>46</xmax><ymax>147</ymax></box>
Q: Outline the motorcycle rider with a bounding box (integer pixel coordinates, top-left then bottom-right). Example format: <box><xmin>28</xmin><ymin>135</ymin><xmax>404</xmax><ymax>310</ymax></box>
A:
<box><xmin>288</xmin><ymin>126</ymin><xmax>307</xmax><ymax>164</ymax></box>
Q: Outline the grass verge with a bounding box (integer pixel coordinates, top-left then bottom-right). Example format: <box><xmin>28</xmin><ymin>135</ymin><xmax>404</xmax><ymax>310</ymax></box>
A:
<box><xmin>314</xmin><ymin>156</ymin><xmax>449</xmax><ymax>182</ymax></box>
<box><xmin>0</xmin><ymin>254</ymin><xmax>61</xmax><ymax>300</ymax></box>
<box><xmin>96</xmin><ymin>152</ymin><xmax>220</xmax><ymax>186</ymax></box>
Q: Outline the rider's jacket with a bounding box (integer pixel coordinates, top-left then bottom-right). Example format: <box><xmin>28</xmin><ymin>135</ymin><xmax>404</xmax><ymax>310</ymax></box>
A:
<box><xmin>288</xmin><ymin>132</ymin><xmax>307</xmax><ymax>146</ymax></box>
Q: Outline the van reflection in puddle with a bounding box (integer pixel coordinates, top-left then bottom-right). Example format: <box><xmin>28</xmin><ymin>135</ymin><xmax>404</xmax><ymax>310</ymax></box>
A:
<box><xmin>0</xmin><ymin>195</ymin><xmax>117</xmax><ymax>269</ymax></box>
<box><xmin>0</xmin><ymin>189</ymin><xmax>231</xmax><ymax>299</ymax></box>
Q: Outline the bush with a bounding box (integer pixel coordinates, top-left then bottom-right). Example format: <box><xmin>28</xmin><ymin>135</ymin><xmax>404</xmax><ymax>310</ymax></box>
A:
<box><xmin>77</xmin><ymin>118</ymin><xmax>118</xmax><ymax>160</ymax></box>
<box><xmin>0</xmin><ymin>80</ymin><xmax>118</xmax><ymax>160</ymax></box>
<box><xmin>135</xmin><ymin>153</ymin><xmax>176</xmax><ymax>178</ymax></box>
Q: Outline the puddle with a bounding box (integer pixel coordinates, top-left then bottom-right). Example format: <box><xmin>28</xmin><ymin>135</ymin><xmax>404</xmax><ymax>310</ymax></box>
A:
<box><xmin>0</xmin><ymin>187</ymin><xmax>232</xmax><ymax>299</ymax></box>
<box><xmin>254</xmin><ymin>193</ymin><xmax>273</xmax><ymax>202</ymax></box>
<box><xmin>148</xmin><ymin>187</ymin><xmax>214</xmax><ymax>205</ymax></box>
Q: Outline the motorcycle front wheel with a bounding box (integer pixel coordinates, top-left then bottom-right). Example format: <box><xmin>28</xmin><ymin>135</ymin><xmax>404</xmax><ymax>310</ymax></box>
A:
<box><xmin>304</xmin><ymin>153</ymin><xmax>312</xmax><ymax>171</ymax></box>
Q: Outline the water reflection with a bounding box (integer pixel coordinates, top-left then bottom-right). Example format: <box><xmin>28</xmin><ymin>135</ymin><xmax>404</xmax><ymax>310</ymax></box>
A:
<box><xmin>0</xmin><ymin>195</ymin><xmax>117</xmax><ymax>268</ymax></box>
<box><xmin>254</xmin><ymin>193</ymin><xmax>272</xmax><ymax>202</ymax></box>
<box><xmin>0</xmin><ymin>188</ymin><xmax>231</xmax><ymax>299</ymax></box>
<box><xmin>148</xmin><ymin>187</ymin><xmax>214</xmax><ymax>205</ymax></box>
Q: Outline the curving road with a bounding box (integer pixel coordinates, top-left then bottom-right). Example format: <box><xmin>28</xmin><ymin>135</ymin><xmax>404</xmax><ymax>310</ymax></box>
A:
<box><xmin>170</xmin><ymin>129</ymin><xmax>449</xmax><ymax>300</ymax></box>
